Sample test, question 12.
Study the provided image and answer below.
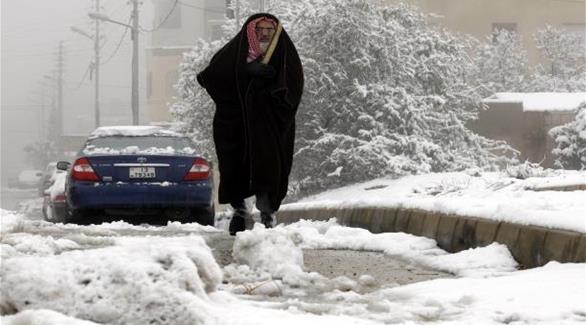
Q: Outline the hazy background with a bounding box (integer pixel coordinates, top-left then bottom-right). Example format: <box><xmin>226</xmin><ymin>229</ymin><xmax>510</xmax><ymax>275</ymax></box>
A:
<box><xmin>1</xmin><ymin>0</ymin><xmax>154</xmax><ymax>184</ymax></box>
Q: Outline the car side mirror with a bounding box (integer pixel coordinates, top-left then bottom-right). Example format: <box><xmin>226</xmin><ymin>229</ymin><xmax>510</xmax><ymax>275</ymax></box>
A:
<box><xmin>56</xmin><ymin>161</ymin><xmax>71</xmax><ymax>171</ymax></box>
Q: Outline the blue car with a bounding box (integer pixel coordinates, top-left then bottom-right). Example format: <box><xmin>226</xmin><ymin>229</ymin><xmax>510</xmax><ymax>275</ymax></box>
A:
<box><xmin>57</xmin><ymin>126</ymin><xmax>214</xmax><ymax>225</ymax></box>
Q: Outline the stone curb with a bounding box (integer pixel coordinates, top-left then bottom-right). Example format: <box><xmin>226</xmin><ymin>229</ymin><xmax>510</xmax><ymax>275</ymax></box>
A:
<box><xmin>276</xmin><ymin>207</ymin><xmax>585</xmax><ymax>268</ymax></box>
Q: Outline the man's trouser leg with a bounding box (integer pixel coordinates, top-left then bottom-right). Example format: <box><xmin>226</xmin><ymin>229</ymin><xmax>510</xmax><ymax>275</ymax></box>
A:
<box><xmin>255</xmin><ymin>192</ymin><xmax>275</xmax><ymax>228</ymax></box>
<box><xmin>229</xmin><ymin>199</ymin><xmax>248</xmax><ymax>235</ymax></box>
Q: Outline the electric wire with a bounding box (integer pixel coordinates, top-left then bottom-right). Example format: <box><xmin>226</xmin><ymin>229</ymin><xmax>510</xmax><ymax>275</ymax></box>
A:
<box><xmin>101</xmin><ymin>16</ymin><xmax>132</xmax><ymax>65</ymax></box>
<box><xmin>76</xmin><ymin>64</ymin><xmax>93</xmax><ymax>89</ymax></box>
<box><xmin>139</xmin><ymin>0</ymin><xmax>179</xmax><ymax>33</ymax></box>
<box><xmin>177</xmin><ymin>0</ymin><xmax>225</xmax><ymax>13</ymax></box>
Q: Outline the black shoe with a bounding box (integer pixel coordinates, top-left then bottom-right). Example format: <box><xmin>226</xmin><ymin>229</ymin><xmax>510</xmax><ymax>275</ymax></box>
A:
<box><xmin>260</xmin><ymin>212</ymin><xmax>275</xmax><ymax>229</ymax></box>
<box><xmin>229</xmin><ymin>209</ymin><xmax>247</xmax><ymax>236</ymax></box>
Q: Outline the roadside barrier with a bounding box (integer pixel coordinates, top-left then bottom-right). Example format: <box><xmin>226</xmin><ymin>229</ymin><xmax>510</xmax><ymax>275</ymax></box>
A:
<box><xmin>277</xmin><ymin>207</ymin><xmax>585</xmax><ymax>268</ymax></box>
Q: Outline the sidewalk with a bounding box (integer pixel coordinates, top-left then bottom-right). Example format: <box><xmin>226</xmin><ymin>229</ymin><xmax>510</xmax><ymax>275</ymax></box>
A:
<box><xmin>278</xmin><ymin>171</ymin><xmax>586</xmax><ymax>267</ymax></box>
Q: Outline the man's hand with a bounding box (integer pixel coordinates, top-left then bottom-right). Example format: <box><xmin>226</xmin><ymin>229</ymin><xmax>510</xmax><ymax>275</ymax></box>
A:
<box><xmin>247</xmin><ymin>60</ymin><xmax>276</xmax><ymax>79</ymax></box>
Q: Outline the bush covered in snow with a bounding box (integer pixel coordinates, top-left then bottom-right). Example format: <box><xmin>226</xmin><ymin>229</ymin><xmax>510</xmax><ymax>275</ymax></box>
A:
<box><xmin>472</xmin><ymin>26</ymin><xmax>585</xmax><ymax>94</ymax></box>
<box><xmin>472</xmin><ymin>29</ymin><xmax>529</xmax><ymax>95</ymax></box>
<box><xmin>530</xmin><ymin>25</ymin><xmax>586</xmax><ymax>92</ymax></box>
<box><xmin>549</xmin><ymin>104</ymin><xmax>586</xmax><ymax>170</ymax></box>
<box><xmin>172</xmin><ymin>0</ymin><xmax>516</xmax><ymax>199</ymax></box>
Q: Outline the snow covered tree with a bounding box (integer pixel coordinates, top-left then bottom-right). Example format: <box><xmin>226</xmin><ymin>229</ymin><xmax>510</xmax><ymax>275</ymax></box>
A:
<box><xmin>549</xmin><ymin>103</ymin><xmax>586</xmax><ymax>170</ymax></box>
<box><xmin>172</xmin><ymin>0</ymin><xmax>516</xmax><ymax>200</ymax></box>
<box><xmin>529</xmin><ymin>25</ymin><xmax>586</xmax><ymax>92</ymax></box>
<box><xmin>472</xmin><ymin>29</ymin><xmax>529</xmax><ymax>96</ymax></box>
<box><xmin>172</xmin><ymin>39</ymin><xmax>228</xmax><ymax>159</ymax></box>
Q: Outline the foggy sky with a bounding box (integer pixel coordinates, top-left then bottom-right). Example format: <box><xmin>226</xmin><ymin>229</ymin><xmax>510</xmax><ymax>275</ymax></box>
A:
<box><xmin>1</xmin><ymin>0</ymin><xmax>153</xmax><ymax>183</ymax></box>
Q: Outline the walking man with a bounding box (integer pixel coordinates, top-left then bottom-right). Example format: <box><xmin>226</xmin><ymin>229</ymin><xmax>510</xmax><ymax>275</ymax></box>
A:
<box><xmin>196</xmin><ymin>13</ymin><xmax>304</xmax><ymax>235</ymax></box>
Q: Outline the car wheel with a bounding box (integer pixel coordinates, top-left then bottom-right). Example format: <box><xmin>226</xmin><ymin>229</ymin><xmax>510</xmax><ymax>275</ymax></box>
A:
<box><xmin>52</xmin><ymin>206</ymin><xmax>67</xmax><ymax>223</ymax></box>
<box><xmin>188</xmin><ymin>205</ymin><xmax>215</xmax><ymax>226</ymax></box>
<box><xmin>42</xmin><ymin>202</ymin><xmax>49</xmax><ymax>221</ymax></box>
<box><xmin>65</xmin><ymin>207</ymin><xmax>94</xmax><ymax>225</ymax></box>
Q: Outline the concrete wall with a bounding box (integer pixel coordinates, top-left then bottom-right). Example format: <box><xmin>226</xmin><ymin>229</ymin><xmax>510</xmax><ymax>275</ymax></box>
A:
<box><xmin>277</xmin><ymin>207</ymin><xmax>586</xmax><ymax>268</ymax></box>
<box><xmin>468</xmin><ymin>103</ymin><xmax>575</xmax><ymax>166</ymax></box>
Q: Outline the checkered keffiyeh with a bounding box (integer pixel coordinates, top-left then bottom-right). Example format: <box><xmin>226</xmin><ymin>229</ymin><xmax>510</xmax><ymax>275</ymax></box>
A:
<box><xmin>246</xmin><ymin>16</ymin><xmax>277</xmax><ymax>62</ymax></box>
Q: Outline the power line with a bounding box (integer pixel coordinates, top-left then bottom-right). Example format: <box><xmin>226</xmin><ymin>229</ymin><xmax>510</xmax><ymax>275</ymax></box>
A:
<box><xmin>177</xmin><ymin>0</ymin><xmax>225</xmax><ymax>14</ymax></box>
<box><xmin>139</xmin><ymin>0</ymin><xmax>179</xmax><ymax>33</ymax></box>
<box><xmin>76</xmin><ymin>64</ymin><xmax>93</xmax><ymax>89</ymax></box>
<box><xmin>101</xmin><ymin>17</ymin><xmax>132</xmax><ymax>65</ymax></box>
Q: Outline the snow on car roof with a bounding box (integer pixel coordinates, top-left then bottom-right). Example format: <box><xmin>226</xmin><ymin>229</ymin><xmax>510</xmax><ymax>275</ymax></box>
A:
<box><xmin>88</xmin><ymin>126</ymin><xmax>183</xmax><ymax>139</ymax></box>
<box><xmin>482</xmin><ymin>92</ymin><xmax>586</xmax><ymax>112</ymax></box>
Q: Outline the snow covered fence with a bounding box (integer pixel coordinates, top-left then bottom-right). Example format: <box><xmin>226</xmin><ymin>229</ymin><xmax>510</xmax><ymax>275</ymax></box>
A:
<box><xmin>276</xmin><ymin>207</ymin><xmax>586</xmax><ymax>268</ymax></box>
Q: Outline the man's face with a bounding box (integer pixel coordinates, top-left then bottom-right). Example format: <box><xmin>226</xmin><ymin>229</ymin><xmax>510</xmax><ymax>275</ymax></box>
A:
<box><xmin>255</xmin><ymin>20</ymin><xmax>275</xmax><ymax>43</ymax></box>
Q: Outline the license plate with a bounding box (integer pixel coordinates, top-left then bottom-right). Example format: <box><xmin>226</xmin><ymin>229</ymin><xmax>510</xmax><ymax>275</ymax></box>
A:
<box><xmin>129</xmin><ymin>167</ymin><xmax>156</xmax><ymax>179</ymax></box>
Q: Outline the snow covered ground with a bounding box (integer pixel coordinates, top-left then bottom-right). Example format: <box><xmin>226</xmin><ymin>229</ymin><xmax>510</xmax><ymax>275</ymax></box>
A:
<box><xmin>1</xmin><ymin>208</ymin><xmax>585</xmax><ymax>324</ymax></box>
<box><xmin>285</xmin><ymin>170</ymin><xmax>586</xmax><ymax>233</ymax></box>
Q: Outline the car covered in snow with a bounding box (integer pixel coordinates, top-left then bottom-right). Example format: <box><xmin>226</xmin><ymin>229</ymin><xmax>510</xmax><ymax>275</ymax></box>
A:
<box><xmin>42</xmin><ymin>172</ymin><xmax>67</xmax><ymax>222</ymax></box>
<box><xmin>57</xmin><ymin>126</ymin><xmax>214</xmax><ymax>225</ymax></box>
<box><xmin>38</xmin><ymin>162</ymin><xmax>62</xmax><ymax>196</ymax></box>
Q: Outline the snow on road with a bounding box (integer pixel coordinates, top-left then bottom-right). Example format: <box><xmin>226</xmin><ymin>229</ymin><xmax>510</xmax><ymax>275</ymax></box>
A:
<box><xmin>1</xmin><ymin>208</ymin><xmax>585</xmax><ymax>324</ymax></box>
<box><xmin>285</xmin><ymin>170</ymin><xmax>586</xmax><ymax>233</ymax></box>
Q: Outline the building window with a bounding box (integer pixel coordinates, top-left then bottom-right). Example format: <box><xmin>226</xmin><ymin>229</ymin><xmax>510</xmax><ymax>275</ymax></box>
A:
<box><xmin>225</xmin><ymin>0</ymin><xmax>234</xmax><ymax>19</ymax></box>
<box><xmin>157</xmin><ymin>0</ymin><xmax>181</xmax><ymax>29</ymax></box>
<box><xmin>492</xmin><ymin>23</ymin><xmax>518</xmax><ymax>42</ymax></box>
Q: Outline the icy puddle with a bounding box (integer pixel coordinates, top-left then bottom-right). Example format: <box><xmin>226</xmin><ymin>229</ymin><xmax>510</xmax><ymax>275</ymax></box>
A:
<box><xmin>303</xmin><ymin>249</ymin><xmax>453</xmax><ymax>288</ymax></box>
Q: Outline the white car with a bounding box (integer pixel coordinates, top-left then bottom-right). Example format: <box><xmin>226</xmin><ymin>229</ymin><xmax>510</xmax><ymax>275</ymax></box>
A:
<box><xmin>42</xmin><ymin>172</ymin><xmax>67</xmax><ymax>222</ymax></box>
<box><xmin>17</xmin><ymin>170</ymin><xmax>43</xmax><ymax>188</ymax></box>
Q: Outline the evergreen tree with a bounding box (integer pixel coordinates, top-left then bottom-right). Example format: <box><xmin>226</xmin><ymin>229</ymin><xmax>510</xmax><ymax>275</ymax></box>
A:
<box><xmin>472</xmin><ymin>29</ymin><xmax>529</xmax><ymax>96</ymax></box>
<box><xmin>172</xmin><ymin>0</ymin><xmax>515</xmax><ymax>199</ymax></box>
<box><xmin>549</xmin><ymin>103</ymin><xmax>586</xmax><ymax>170</ymax></box>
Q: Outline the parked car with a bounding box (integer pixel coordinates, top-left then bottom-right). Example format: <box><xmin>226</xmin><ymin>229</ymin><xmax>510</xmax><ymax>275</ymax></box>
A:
<box><xmin>58</xmin><ymin>126</ymin><xmax>214</xmax><ymax>225</ymax></box>
<box><xmin>38</xmin><ymin>162</ymin><xmax>64</xmax><ymax>196</ymax></box>
<box><xmin>42</xmin><ymin>172</ymin><xmax>67</xmax><ymax>222</ymax></box>
<box><xmin>16</xmin><ymin>169</ymin><xmax>43</xmax><ymax>188</ymax></box>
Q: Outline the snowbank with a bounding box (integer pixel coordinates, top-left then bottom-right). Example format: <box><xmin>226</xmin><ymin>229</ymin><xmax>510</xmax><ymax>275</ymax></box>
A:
<box><xmin>1</xmin><ymin>236</ymin><xmax>223</xmax><ymax>324</ymax></box>
<box><xmin>285</xmin><ymin>171</ymin><xmax>586</xmax><ymax>233</ymax></box>
<box><xmin>1</xmin><ymin>211</ymin><xmax>584</xmax><ymax>324</ymax></box>
<box><xmin>222</xmin><ymin>221</ymin><xmax>582</xmax><ymax>324</ymax></box>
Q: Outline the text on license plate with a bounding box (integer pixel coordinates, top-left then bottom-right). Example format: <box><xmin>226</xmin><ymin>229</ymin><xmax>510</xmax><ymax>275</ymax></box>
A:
<box><xmin>129</xmin><ymin>167</ymin><xmax>156</xmax><ymax>179</ymax></box>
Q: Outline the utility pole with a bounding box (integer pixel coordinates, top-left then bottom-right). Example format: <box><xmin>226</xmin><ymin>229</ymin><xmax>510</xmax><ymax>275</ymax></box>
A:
<box><xmin>88</xmin><ymin>4</ymin><xmax>139</xmax><ymax>125</ymax></box>
<box><xmin>73</xmin><ymin>0</ymin><xmax>102</xmax><ymax>127</ymax></box>
<box><xmin>131</xmin><ymin>0</ymin><xmax>139</xmax><ymax>125</ymax></box>
<box><xmin>44</xmin><ymin>73</ymin><xmax>58</xmax><ymax>145</ymax></box>
<box><xmin>259</xmin><ymin>0</ymin><xmax>264</xmax><ymax>12</ymax></box>
<box><xmin>94</xmin><ymin>0</ymin><xmax>101</xmax><ymax>128</ymax></box>
<box><xmin>57</xmin><ymin>41</ymin><xmax>64</xmax><ymax>148</ymax></box>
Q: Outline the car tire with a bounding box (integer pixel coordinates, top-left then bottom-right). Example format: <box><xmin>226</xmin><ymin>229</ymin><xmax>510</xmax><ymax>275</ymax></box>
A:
<box><xmin>65</xmin><ymin>207</ymin><xmax>94</xmax><ymax>225</ymax></box>
<box><xmin>52</xmin><ymin>206</ymin><xmax>67</xmax><ymax>223</ymax></box>
<box><xmin>188</xmin><ymin>205</ymin><xmax>215</xmax><ymax>226</ymax></box>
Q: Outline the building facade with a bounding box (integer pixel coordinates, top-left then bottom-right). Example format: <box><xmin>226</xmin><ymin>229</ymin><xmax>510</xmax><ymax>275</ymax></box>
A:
<box><xmin>384</xmin><ymin>0</ymin><xmax>586</xmax><ymax>64</ymax></box>
<box><xmin>145</xmin><ymin>0</ymin><xmax>225</xmax><ymax>124</ymax></box>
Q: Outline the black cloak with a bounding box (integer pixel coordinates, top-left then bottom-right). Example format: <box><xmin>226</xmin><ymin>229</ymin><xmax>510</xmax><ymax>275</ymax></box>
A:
<box><xmin>196</xmin><ymin>13</ymin><xmax>304</xmax><ymax>211</ymax></box>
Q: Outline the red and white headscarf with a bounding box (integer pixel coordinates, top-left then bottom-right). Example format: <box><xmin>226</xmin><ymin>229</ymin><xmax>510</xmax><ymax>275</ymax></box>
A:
<box><xmin>246</xmin><ymin>16</ymin><xmax>277</xmax><ymax>62</ymax></box>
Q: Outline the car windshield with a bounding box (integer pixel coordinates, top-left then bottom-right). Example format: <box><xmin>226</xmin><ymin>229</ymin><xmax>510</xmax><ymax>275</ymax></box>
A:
<box><xmin>82</xmin><ymin>136</ymin><xmax>197</xmax><ymax>156</ymax></box>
